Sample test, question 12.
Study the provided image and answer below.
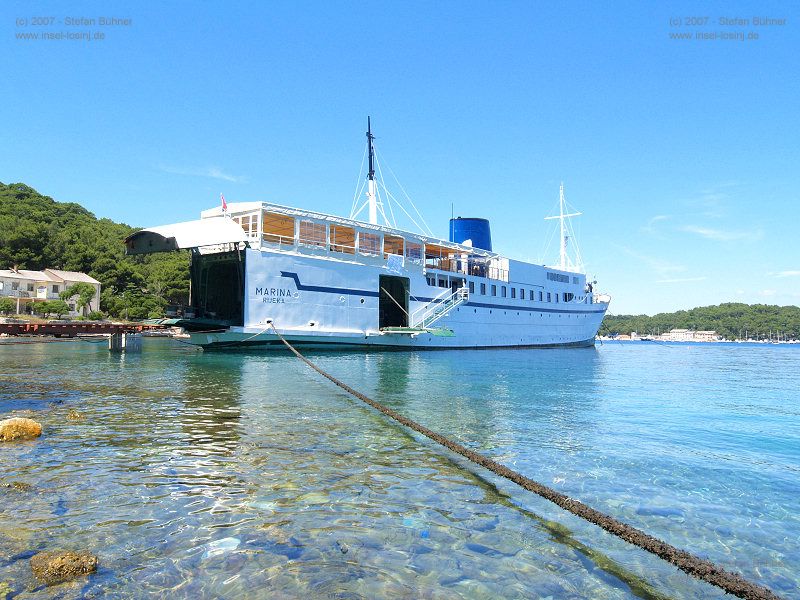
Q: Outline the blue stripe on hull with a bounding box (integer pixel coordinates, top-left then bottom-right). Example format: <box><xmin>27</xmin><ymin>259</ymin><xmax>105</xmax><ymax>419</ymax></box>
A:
<box><xmin>280</xmin><ymin>271</ymin><xmax>606</xmax><ymax>315</ymax></box>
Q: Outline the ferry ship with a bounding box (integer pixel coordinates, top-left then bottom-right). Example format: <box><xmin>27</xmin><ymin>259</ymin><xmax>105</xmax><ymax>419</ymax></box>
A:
<box><xmin>125</xmin><ymin>121</ymin><xmax>610</xmax><ymax>349</ymax></box>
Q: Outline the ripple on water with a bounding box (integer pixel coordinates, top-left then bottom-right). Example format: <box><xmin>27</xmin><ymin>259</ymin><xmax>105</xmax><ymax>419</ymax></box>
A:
<box><xmin>0</xmin><ymin>340</ymin><xmax>798</xmax><ymax>598</ymax></box>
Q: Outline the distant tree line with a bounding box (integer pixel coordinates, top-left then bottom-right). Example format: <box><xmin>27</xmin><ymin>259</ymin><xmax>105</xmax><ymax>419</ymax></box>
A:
<box><xmin>601</xmin><ymin>303</ymin><xmax>800</xmax><ymax>340</ymax></box>
<box><xmin>0</xmin><ymin>182</ymin><xmax>189</xmax><ymax>320</ymax></box>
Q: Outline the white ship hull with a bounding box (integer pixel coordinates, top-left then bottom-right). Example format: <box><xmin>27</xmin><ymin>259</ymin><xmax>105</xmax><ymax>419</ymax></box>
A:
<box><xmin>188</xmin><ymin>246</ymin><xmax>608</xmax><ymax>350</ymax></box>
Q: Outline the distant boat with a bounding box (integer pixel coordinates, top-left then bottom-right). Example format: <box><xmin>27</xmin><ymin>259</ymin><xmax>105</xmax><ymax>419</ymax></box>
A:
<box><xmin>125</xmin><ymin>120</ymin><xmax>610</xmax><ymax>349</ymax></box>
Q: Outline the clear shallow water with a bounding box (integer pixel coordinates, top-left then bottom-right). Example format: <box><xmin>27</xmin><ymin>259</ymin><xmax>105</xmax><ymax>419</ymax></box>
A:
<box><xmin>0</xmin><ymin>339</ymin><xmax>798</xmax><ymax>599</ymax></box>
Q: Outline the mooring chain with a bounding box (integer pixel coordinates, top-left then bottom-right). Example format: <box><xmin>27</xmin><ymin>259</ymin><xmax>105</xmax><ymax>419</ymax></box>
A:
<box><xmin>267</xmin><ymin>324</ymin><xmax>780</xmax><ymax>600</ymax></box>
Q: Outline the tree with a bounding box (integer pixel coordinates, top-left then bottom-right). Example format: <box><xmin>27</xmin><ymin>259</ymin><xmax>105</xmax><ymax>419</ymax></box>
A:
<box><xmin>32</xmin><ymin>301</ymin><xmax>51</xmax><ymax>316</ymax></box>
<box><xmin>48</xmin><ymin>300</ymin><xmax>70</xmax><ymax>318</ymax></box>
<box><xmin>59</xmin><ymin>282</ymin><xmax>96</xmax><ymax>316</ymax></box>
<box><xmin>0</xmin><ymin>297</ymin><xmax>15</xmax><ymax>315</ymax></box>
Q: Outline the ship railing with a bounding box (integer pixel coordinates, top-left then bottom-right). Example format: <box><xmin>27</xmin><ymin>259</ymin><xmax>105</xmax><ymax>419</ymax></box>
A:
<box><xmin>424</xmin><ymin>257</ymin><xmax>508</xmax><ymax>281</ymax></box>
<box><xmin>262</xmin><ymin>233</ymin><xmax>296</xmax><ymax>249</ymax></box>
<box><xmin>411</xmin><ymin>286</ymin><xmax>470</xmax><ymax>329</ymax></box>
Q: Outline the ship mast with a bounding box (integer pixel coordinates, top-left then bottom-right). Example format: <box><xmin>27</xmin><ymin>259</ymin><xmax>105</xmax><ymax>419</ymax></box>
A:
<box><xmin>545</xmin><ymin>182</ymin><xmax>582</xmax><ymax>271</ymax></box>
<box><xmin>367</xmin><ymin>117</ymin><xmax>377</xmax><ymax>225</ymax></box>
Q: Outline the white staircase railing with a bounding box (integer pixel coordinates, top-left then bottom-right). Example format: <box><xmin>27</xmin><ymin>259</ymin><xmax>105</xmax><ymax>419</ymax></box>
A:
<box><xmin>411</xmin><ymin>286</ymin><xmax>470</xmax><ymax>329</ymax></box>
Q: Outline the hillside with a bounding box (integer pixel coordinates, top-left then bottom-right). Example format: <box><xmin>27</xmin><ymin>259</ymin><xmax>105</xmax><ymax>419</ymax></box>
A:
<box><xmin>0</xmin><ymin>182</ymin><xmax>188</xmax><ymax>318</ymax></box>
<box><xmin>600</xmin><ymin>303</ymin><xmax>800</xmax><ymax>340</ymax></box>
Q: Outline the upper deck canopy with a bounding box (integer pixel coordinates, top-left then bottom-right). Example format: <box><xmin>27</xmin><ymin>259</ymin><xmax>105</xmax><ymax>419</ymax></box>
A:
<box><xmin>124</xmin><ymin>217</ymin><xmax>248</xmax><ymax>255</ymax></box>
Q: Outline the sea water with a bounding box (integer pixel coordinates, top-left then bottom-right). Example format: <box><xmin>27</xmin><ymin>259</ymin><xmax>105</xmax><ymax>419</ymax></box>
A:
<box><xmin>0</xmin><ymin>339</ymin><xmax>798</xmax><ymax>599</ymax></box>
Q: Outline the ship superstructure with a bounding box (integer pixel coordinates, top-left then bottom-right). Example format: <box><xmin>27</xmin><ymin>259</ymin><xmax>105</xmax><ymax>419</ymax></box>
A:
<box><xmin>125</xmin><ymin>122</ymin><xmax>610</xmax><ymax>349</ymax></box>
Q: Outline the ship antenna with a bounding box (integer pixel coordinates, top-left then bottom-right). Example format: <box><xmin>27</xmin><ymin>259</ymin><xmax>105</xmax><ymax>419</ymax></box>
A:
<box><xmin>367</xmin><ymin>116</ymin><xmax>377</xmax><ymax>224</ymax></box>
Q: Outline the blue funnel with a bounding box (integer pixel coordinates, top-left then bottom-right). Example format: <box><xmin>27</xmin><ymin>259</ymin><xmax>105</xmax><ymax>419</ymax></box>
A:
<box><xmin>449</xmin><ymin>217</ymin><xmax>492</xmax><ymax>251</ymax></box>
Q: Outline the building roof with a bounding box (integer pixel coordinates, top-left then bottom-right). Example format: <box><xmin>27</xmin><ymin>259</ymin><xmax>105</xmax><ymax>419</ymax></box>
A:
<box><xmin>0</xmin><ymin>268</ymin><xmax>100</xmax><ymax>285</ymax></box>
<box><xmin>45</xmin><ymin>269</ymin><xmax>101</xmax><ymax>284</ymax></box>
<box><xmin>0</xmin><ymin>269</ymin><xmax>59</xmax><ymax>282</ymax></box>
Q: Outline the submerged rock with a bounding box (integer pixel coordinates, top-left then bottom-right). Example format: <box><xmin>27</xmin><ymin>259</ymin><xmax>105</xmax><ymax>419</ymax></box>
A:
<box><xmin>30</xmin><ymin>550</ymin><xmax>98</xmax><ymax>585</ymax></box>
<box><xmin>0</xmin><ymin>418</ymin><xmax>42</xmax><ymax>441</ymax></box>
<box><xmin>2</xmin><ymin>481</ymin><xmax>33</xmax><ymax>492</ymax></box>
<box><xmin>66</xmin><ymin>409</ymin><xmax>84</xmax><ymax>422</ymax></box>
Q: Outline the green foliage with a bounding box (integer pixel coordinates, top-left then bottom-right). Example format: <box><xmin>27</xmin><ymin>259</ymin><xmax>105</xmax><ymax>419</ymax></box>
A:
<box><xmin>0</xmin><ymin>297</ymin><xmax>14</xmax><ymax>315</ymax></box>
<box><xmin>48</xmin><ymin>300</ymin><xmax>70</xmax><ymax>317</ymax></box>
<box><xmin>0</xmin><ymin>182</ymin><xmax>190</xmax><ymax>320</ymax></box>
<box><xmin>601</xmin><ymin>303</ymin><xmax>800</xmax><ymax>340</ymax></box>
<box><xmin>31</xmin><ymin>300</ymin><xmax>71</xmax><ymax>317</ymax></box>
<box><xmin>31</xmin><ymin>300</ymin><xmax>69</xmax><ymax>317</ymax></box>
<box><xmin>59</xmin><ymin>282</ymin><xmax>96</xmax><ymax>315</ymax></box>
<box><xmin>87</xmin><ymin>310</ymin><xmax>105</xmax><ymax>320</ymax></box>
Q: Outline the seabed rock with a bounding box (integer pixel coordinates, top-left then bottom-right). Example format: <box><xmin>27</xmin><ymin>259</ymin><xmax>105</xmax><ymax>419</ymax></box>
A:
<box><xmin>0</xmin><ymin>418</ymin><xmax>42</xmax><ymax>441</ymax></box>
<box><xmin>66</xmin><ymin>409</ymin><xmax>84</xmax><ymax>422</ymax></box>
<box><xmin>30</xmin><ymin>551</ymin><xmax>98</xmax><ymax>586</ymax></box>
<box><xmin>2</xmin><ymin>481</ymin><xmax>33</xmax><ymax>492</ymax></box>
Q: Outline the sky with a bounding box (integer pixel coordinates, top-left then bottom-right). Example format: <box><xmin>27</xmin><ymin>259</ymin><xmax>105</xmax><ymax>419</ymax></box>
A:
<box><xmin>2</xmin><ymin>0</ymin><xmax>798</xmax><ymax>315</ymax></box>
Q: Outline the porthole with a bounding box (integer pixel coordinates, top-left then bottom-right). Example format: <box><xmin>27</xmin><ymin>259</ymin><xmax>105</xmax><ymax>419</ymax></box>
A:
<box><xmin>360</xmin><ymin>298</ymin><xmax>365</xmax><ymax>304</ymax></box>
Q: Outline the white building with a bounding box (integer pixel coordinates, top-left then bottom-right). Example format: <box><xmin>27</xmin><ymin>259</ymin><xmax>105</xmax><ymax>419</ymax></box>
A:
<box><xmin>660</xmin><ymin>328</ymin><xmax>720</xmax><ymax>342</ymax></box>
<box><xmin>0</xmin><ymin>267</ymin><xmax>101</xmax><ymax>316</ymax></box>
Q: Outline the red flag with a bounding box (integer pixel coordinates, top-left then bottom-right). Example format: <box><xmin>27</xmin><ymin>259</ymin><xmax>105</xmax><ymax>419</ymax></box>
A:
<box><xmin>220</xmin><ymin>193</ymin><xmax>228</xmax><ymax>213</ymax></box>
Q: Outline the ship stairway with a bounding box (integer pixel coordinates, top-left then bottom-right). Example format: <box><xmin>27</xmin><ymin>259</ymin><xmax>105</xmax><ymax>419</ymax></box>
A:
<box><xmin>410</xmin><ymin>286</ymin><xmax>469</xmax><ymax>330</ymax></box>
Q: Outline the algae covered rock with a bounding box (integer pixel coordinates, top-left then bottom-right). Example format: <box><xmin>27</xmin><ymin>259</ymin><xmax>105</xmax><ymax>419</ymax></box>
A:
<box><xmin>0</xmin><ymin>418</ymin><xmax>42</xmax><ymax>441</ymax></box>
<box><xmin>30</xmin><ymin>551</ymin><xmax>98</xmax><ymax>585</ymax></box>
<box><xmin>66</xmin><ymin>409</ymin><xmax>84</xmax><ymax>422</ymax></box>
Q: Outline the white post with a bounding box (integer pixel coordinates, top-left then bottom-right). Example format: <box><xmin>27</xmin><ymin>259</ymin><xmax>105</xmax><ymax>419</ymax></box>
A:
<box><xmin>368</xmin><ymin>179</ymin><xmax>377</xmax><ymax>225</ymax></box>
<box><xmin>559</xmin><ymin>182</ymin><xmax>566</xmax><ymax>271</ymax></box>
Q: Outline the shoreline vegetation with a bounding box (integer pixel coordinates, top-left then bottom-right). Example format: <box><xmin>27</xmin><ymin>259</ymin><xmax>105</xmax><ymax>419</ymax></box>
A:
<box><xmin>2</xmin><ymin>182</ymin><xmax>798</xmax><ymax>336</ymax></box>
<box><xmin>1</xmin><ymin>182</ymin><xmax>188</xmax><ymax>320</ymax></box>
<box><xmin>600</xmin><ymin>304</ymin><xmax>800</xmax><ymax>342</ymax></box>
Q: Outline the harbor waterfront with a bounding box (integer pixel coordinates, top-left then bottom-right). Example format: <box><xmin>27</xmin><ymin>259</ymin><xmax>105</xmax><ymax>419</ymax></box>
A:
<box><xmin>1</xmin><ymin>339</ymin><xmax>798</xmax><ymax>598</ymax></box>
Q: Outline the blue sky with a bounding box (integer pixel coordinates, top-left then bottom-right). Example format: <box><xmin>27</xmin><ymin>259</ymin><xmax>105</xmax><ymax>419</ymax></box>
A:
<box><xmin>3</xmin><ymin>1</ymin><xmax>798</xmax><ymax>315</ymax></box>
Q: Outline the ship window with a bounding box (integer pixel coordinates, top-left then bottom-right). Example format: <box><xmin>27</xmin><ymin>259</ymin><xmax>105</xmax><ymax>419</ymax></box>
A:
<box><xmin>555</xmin><ymin>294</ymin><xmax>559</xmax><ymax>303</ymax></box>
<box><xmin>405</xmin><ymin>241</ymin><xmax>422</xmax><ymax>263</ymax></box>
<box><xmin>426</xmin><ymin>276</ymin><xmax>436</xmax><ymax>286</ymax></box>
<box><xmin>491</xmin><ymin>284</ymin><xmax>497</xmax><ymax>296</ymax></box>
<box><xmin>262</xmin><ymin>212</ymin><xmax>295</xmax><ymax>246</ymax></box>
<box><xmin>520</xmin><ymin>288</ymin><xmax>524</xmax><ymax>299</ymax></box>
<box><xmin>564</xmin><ymin>293</ymin><xmax>574</xmax><ymax>302</ymax></box>
<box><xmin>330</xmin><ymin>225</ymin><xmax>356</xmax><ymax>254</ymax></box>
<box><xmin>501</xmin><ymin>286</ymin><xmax>507</xmax><ymax>298</ymax></box>
<box><xmin>438</xmin><ymin>278</ymin><xmax>447</xmax><ymax>288</ymax></box>
<box><xmin>359</xmin><ymin>232</ymin><xmax>381</xmax><ymax>256</ymax></box>
<box><xmin>298</xmin><ymin>220</ymin><xmax>327</xmax><ymax>248</ymax></box>
<box><xmin>480</xmin><ymin>283</ymin><xmax>486</xmax><ymax>295</ymax></box>
<box><xmin>511</xmin><ymin>288</ymin><xmax>516</xmax><ymax>299</ymax></box>
<box><xmin>424</xmin><ymin>243</ymin><xmax>451</xmax><ymax>271</ymax></box>
<box><xmin>469</xmin><ymin>281</ymin><xmax>474</xmax><ymax>294</ymax></box>
<box><xmin>235</xmin><ymin>213</ymin><xmax>259</xmax><ymax>239</ymax></box>
<box><xmin>539</xmin><ymin>291</ymin><xmax>543</xmax><ymax>301</ymax></box>
<box><xmin>547</xmin><ymin>292</ymin><xmax>551</xmax><ymax>302</ymax></box>
<box><xmin>384</xmin><ymin>234</ymin><xmax>404</xmax><ymax>258</ymax></box>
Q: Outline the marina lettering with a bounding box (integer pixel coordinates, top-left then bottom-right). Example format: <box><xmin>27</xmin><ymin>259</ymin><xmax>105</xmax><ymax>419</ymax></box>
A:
<box><xmin>254</xmin><ymin>287</ymin><xmax>295</xmax><ymax>303</ymax></box>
